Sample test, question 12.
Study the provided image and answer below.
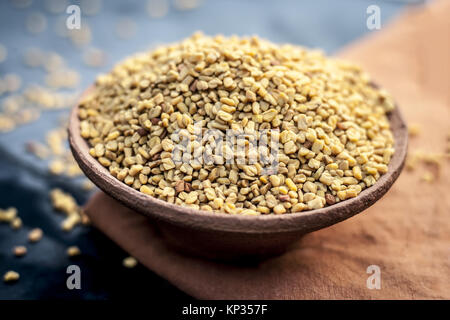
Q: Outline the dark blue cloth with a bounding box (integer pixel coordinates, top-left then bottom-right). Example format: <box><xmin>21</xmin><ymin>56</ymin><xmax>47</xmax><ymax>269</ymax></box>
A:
<box><xmin>0</xmin><ymin>0</ymin><xmax>408</xmax><ymax>299</ymax></box>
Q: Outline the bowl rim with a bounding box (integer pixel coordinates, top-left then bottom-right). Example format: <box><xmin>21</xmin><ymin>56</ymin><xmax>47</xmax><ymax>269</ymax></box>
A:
<box><xmin>69</xmin><ymin>90</ymin><xmax>408</xmax><ymax>234</ymax></box>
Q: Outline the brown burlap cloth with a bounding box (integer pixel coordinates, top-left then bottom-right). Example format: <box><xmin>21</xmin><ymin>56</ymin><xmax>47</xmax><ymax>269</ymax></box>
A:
<box><xmin>84</xmin><ymin>0</ymin><xmax>450</xmax><ymax>299</ymax></box>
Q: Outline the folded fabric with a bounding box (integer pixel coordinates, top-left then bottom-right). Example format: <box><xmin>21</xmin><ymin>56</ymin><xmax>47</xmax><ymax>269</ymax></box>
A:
<box><xmin>84</xmin><ymin>0</ymin><xmax>450</xmax><ymax>299</ymax></box>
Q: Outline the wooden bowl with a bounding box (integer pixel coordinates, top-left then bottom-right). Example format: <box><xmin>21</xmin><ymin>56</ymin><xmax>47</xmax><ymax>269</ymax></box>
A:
<box><xmin>69</xmin><ymin>89</ymin><xmax>408</xmax><ymax>260</ymax></box>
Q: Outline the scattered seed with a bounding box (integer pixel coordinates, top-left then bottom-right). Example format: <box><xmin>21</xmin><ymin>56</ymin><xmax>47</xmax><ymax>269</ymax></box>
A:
<box><xmin>408</xmin><ymin>123</ymin><xmax>421</xmax><ymax>137</ymax></box>
<box><xmin>13</xmin><ymin>246</ymin><xmax>27</xmax><ymax>257</ymax></box>
<box><xmin>3</xmin><ymin>271</ymin><xmax>20</xmax><ymax>283</ymax></box>
<box><xmin>123</xmin><ymin>256</ymin><xmax>138</xmax><ymax>268</ymax></box>
<box><xmin>0</xmin><ymin>207</ymin><xmax>17</xmax><ymax>222</ymax></box>
<box><xmin>421</xmin><ymin>171</ymin><xmax>434</xmax><ymax>183</ymax></box>
<box><xmin>10</xmin><ymin>217</ymin><xmax>23</xmax><ymax>230</ymax></box>
<box><xmin>28</xmin><ymin>228</ymin><xmax>43</xmax><ymax>243</ymax></box>
<box><xmin>67</xmin><ymin>246</ymin><xmax>81</xmax><ymax>257</ymax></box>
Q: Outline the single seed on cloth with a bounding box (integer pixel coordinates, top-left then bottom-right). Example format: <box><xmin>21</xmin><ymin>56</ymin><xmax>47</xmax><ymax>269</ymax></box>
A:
<box><xmin>123</xmin><ymin>256</ymin><xmax>138</xmax><ymax>268</ymax></box>
<box><xmin>421</xmin><ymin>171</ymin><xmax>434</xmax><ymax>183</ymax></box>
<box><xmin>3</xmin><ymin>271</ymin><xmax>20</xmax><ymax>283</ymax></box>
<box><xmin>49</xmin><ymin>159</ymin><xmax>66</xmax><ymax>175</ymax></box>
<box><xmin>67</xmin><ymin>246</ymin><xmax>81</xmax><ymax>257</ymax></box>
<box><xmin>0</xmin><ymin>207</ymin><xmax>17</xmax><ymax>222</ymax></box>
<box><xmin>50</xmin><ymin>189</ymin><xmax>79</xmax><ymax>214</ymax></box>
<box><xmin>62</xmin><ymin>214</ymin><xmax>81</xmax><ymax>231</ymax></box>
<box><xmin>11</xmin><ymin>217</ymin><xmax>22</xmax><ymax>230</ymax></box>
<box><xmin>408</xmin><ymin>123</ymin><xmax>421</xmax><ymax>137</ymax></box>
<box><xmin>13</xmin><ymin>246</ymin><xmax>27</xmax><ymax>257</ymax></box>
<box><xmin>79</xmin><ymin>33</ymin><xmax>396</xmax><ymax>215</ymax></box>
<box><xmin>25</xmin><ymin>141</ymin><xmax>50</xmax><ymax>159</ymax></box>
<box><xmin>82</xmin><ymin>179</ymin><xmax>95</xmax><ymax>191</ymax></box>
<box><xmin>28</xmin><ymin>228</ymin><xmax>43</xmax><ymax>242</ymax></box>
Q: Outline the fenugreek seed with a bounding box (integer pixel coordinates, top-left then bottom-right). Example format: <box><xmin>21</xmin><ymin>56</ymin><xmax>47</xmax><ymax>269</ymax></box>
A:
<box><xmin>217</xmin><ymin>110</ymin><xmax>233</xmax><ymax>122</ymax></box>
<box><xmin>3</xmin><ymin>271</ymin><xmax>19</xmax><ymax>283</ymax></box>
<box><xmin>184</xmin><ymin>182</ymin><xmax>192</xmax><ymax>193</ymax></box>
<box><xmin>10</xmin><ymin>217</ymin><xmax>22</xmax><ymax>230</ymax></box>
<box><xmin>325</xmin><ymin>194</ymin><xmax>336</xmax><ymax>205</ymax></box>
<box><xmin>123</xmin><ymin>256</ymin><xmax>138</xmax><ymax>268</ymax></box>
<box><xmin>421</xmin><ymin>172</ymin><xmax>434</xmax><ymax>183</ymax></box>
<box><xmin>279</xmin><ymin>186</ymin><xmax>289</xmax><ymax>195</ymax></box>
<box><xmin>185</xmin><ymin>191</ymin><xmax>198</xmax><ymax>204</ymax></box>
<box><xmin>62</xmin><ymin>214</ymin><xmax>80</xmax><ymax>232</ymax></box>
<box><xmin>223</xmin><ymin>77</ymin><xmax>234</xmax><ymax>88</ymax></box>
<box><xmin>13</xmin><ymin>246</ymin><xmax>27</xmax><ymax>257</ymax></box>
<box><xmin>303</xmin><ymin>181</ymin><xmax>317</xmax><ymax>194</ymax></box>
<box><xmin>262</xmin><ymin>109</ymin><xmax>277</xmax><ymax>122</ymax></box>
<box><xmin>140</xmin><ymin>185</ymin><xmax>154</xmax><ymax>196</ymax></box>
<box><xmin>337</xmin><ymin>190</ymin><xmax>347</xmax><ymax>201</ymax></box>
<box><xmin>175</xmin><ymin>180</ymin><xmax>185</xmax><ymax>193</ymax></box>
<box><xmin>137</xmin><ymin>127</ymin><xmax>148</xmax><ymax>136</ymax></box>
<box><xmin>0</xmin><ymin>207</ymin><xmax>17</xmax><ymax>222</ymax></box>
<box><xmin>67</xmin><ymin>246</ymin><xmax>81</xmax><ymax>257</ymax></box>
<box><xmin>285</xmin><ymin>178</ymin><xmax>297</xmax><ymax>192</ymax></box>
<box><xmin>273</xmin><ymin>204</ymin><xmax>286</xmax><ymax>214</ymax></box>
<box><xmin>308</xmin><ymin>158</ymin><xmax>321</xmax><ymax>169</ymax></box>
<box><xmin>129</xmin><ymin>164</ymin><xmax>143</xmax><ymax>176</ymax></box>
<box><xmin>307</xmin><ymin>197</ymin><xmax>324</xmax><ymax>210</ymax></box>
<box><xmin>284</xmin><ymin>141</ymin><xmax>297</xmax><ymax>154</ymax></box>
<box><xmin>269</xmin><ymin>175</ymin><xmax>281</xmax><ymax>187</ymax></box>
<box><xmin>291</xmin><ymin>203</ymin><xmax>307</xmax><ymax>213</ymax></box>
<box><xmin>94</xmin><ymin>143</ymin><xmax>105</xmax><ymax>157</ymax></box>
<box><xmin>28</xmin><ymin>228</ymin><xmax>43</xmax><ymax>242</ymax></box>
<box><xmin>408</xmin><ymin>123</ymin><xmax>421</xmax><ymax>137</ymax></box>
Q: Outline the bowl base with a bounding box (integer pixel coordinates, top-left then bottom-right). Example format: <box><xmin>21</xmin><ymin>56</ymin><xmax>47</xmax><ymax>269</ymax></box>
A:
<box><xmin>155</xmin><ymin>219</ymin><xmax>303</xmax><ymax>262</ymax></box>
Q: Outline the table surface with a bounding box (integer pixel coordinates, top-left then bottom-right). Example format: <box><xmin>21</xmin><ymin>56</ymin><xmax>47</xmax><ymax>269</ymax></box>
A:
<box><xmin>0</xmin><ymin>0</ymin><xmax>408</xmax><ymax>300</ymax></box>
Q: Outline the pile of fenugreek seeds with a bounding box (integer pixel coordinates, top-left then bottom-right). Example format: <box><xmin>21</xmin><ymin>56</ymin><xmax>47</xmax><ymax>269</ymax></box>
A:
<box><xmin>78</xmin><ymin>33</ymin><xmax>395</xmax><ymax>215</ymax></box>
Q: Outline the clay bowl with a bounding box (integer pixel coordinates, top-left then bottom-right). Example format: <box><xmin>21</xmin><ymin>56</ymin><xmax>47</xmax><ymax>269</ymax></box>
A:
<box><xmin>69</xmin><ymin>89</ymin><xmax>408</xmax><ymax>261</ymax></box>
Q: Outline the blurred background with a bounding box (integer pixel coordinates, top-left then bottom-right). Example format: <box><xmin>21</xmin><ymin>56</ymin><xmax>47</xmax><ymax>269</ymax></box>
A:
<box><xmin>0</xmin><ymin>0</ymin><xmax>418</xmax><ymax>299</ymax></box>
